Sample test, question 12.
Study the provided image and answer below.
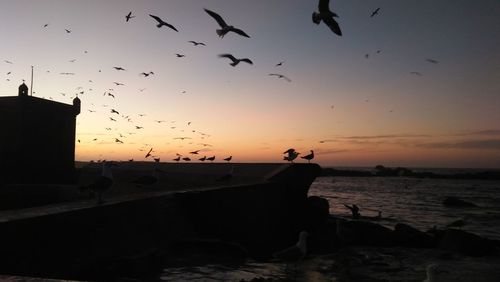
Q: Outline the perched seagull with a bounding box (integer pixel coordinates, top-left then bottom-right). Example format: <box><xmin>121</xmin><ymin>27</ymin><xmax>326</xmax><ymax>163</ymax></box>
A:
<box><xmin>223</xmin><ymin>156</ymin><xmax>232</xmax><ymax>162</ymax></box>
<box><xmin>283</xmin><ymin>148</ymin><xmax>296</xmax><ymax>155</ymax></box>
<box><xmin>173</xmin><ymin>156</ymin><xmax>181</xmax><ymax>162</ymax></box>
<box><xmin>284</xmin><ymin>151</ymin><xmax>300</xmax><ymax>163</ymax></box>
<box><xmin>188</xmin><ymin>40</ymin><xmax>206</xmax><ymax>46</ymax></box>
<box><xmin>269</xmin><ymin>73</ymin><xmax>291</xmax><ymax>82</ymax></box>
<box><xmin>182</xmin><ymin>157</ymin><xmax>191</xmax><ymax>161</ymax></box>
<box><xmin>426</xmin><ymin>58</ymin><xmax>439</xmax><ymax>64</ymax></box>
<box><xmin>79</xmin><ymin>161</ymin><xmax>115</xmax><ymax>204</ymax></box>
<box><xmin>113</xmin><ymin>66</ymin><xmax>126</xmax><ymax>71</ymax></box>
<box><xmin>131</xmin><ymin>168</ymin><xmax>162</xmax><ymax>188</ymax></box>
<box><xmin>204</xmin><ymin>8</ymin><xmax>250</xmax><ymax>38</ymax></box>
<box><xmin>370</xmin><ymin>7</ymin><xmax>380</xmax><ymax>18</ymax></box>
<box><xmin>206</xmin><ymin>156</ymin><xmax>216</xmax><ymax>161</ymax></box>
<box><xmin>199</xmin><ymin>156</ymin><xmax>207</xmax><ymax>161</ymax></box>
<box><xmin>149</xmin><ymin>14</ymin><xmax>178</xmax><ymax>32</ymax></box>
<box><xmin>125</xmin><ymin>11</ymin><xmax>135</xmax><ymax>22</ymax></box>
<box><xmin>218</xmin><ymin>54</ymin><xmax>253</xmax><ymax>67</ymax></box>
<box><xmin>273</xmin><ymin>231</ymin><xmax>309</xmax><ymax>262</ymax></box>
<box><xmin>301</xmin><ymin>150</ymin><xmax>314</xmax><ymax>163</ymax></box>
<box><xmin>312</xmin><ymin>0</ymin><xmax>342</xmax><ymax>36</ymax></box>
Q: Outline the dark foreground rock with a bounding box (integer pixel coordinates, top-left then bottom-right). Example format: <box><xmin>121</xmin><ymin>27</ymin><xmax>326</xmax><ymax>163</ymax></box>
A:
<box><xmin>336</xmin><ymin>218</ymin><xmax>394</xmax><ymax>246</ymax></box>
<box><xmin>393</xmin><ymin>223</ymin><xmax>435</xmax><ymax>248</ymax></box>
<box><xmin>437</xmin><ymin>229</ymin><xmax>498</xmax><ymax>256</ymax></box>
<box><xmin>442</xmin><ymin>196</ymin><xmax>478</xmax><ymax>207</ymax></box>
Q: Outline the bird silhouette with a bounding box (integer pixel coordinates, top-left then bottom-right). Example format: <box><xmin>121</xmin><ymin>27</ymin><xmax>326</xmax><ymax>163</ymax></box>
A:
<box><xmin>115</xmin><ymin>138</ymin><xmax>124</xmax><ymax>143</ymax></box>
<box><xmin>79</xmin><ymin>161</ymin><xmax>115</xmax><ymax>204</ymax></box>
<box><xmin>204</xmin><ymin>8</ymin><xmax>250</xmax><ymax>38</ymax></box>
<box><xmin>109</xmin><ymin>117</ymin><xmax>117</xmax><ymax>122</ymax></box>
<box><xmin>276</xmin><ymin>61</ymin><xmax>284</xmax><ymax>67</ymax></box>
<box><xmin>206</xmin><ymin>156</ymin><xmax>216</xmax><ymax>161</ymax></box>
<box><xmin>140</xmin><ymin>72</ymin><xmax>154</xmax><ymax>77</ymax></box>
<box><xmin>188</xmin><ymin>40</ymin><xmax>206</xmax><ymax>46</ymax></box>
<box><xmin>173</xmin><ymin>156</ymin><xmax>181</xmax><ymax>162</ymax></box>
<box><xmin>312</xmin><ymin>0</ymin><xmax>342</xmax><ymax>36</ymax></box>
<box><xmin>283</xmin><ymin>149</ymin><xmax>300</xmax><ymax>163</ymax></box>
<box><xmin>114</xmin><ymin>82</ymin><xmax>125</xmax><ymax>86</ymax></box>
<box><xmin>113</xmin><ymin>67</ymin><xmax>126</xmax><ymax>71</ymax></box>
<box><xmin>110</xmin><ymin>109</ymin><xmax>119</xmax><ymax>115</ymax></box>
<box><xmin>269</xmin><ymin>73</ymin><xmax>291</xmax><ymax>82</ymax></box>
<box><xmin>65</xmin><ymin>29</ymin><xmax>71</xmax><ymax>33</ymax></box>
<box><xmin>175</xmin><ymin>53</ymin><xmax>185</xmax><ymax>58</ymax></box>
<box><xmin>190</xmin><ymin>150</ymin><xmax>200</xmax><ymax>154</ymax></box>
<box><xmin>223</xmin><ymin>156</ymin><xmax>232</xmax><ymax>162</ymax></box>
<box><xmin>410</xmin><ymin>71</ymin><xmax>423</xmax><ymax>76</ymax></box>
<box><xmin>199</xmin><ymin>156</ymin><xmax>207</xmax><ymax>161</ymax></box>
<box><xmin>145</xmin><ymin>148</ymin><xmax>153</xmax><ymax>158</ymax></box>
<box><xmin>182</xmin><ymin>157</ymin><xmax>191</xmax><ymax>161</ymax></box>
<box><xmin>273</xmin><ymin>231</ymin><xmax>309</xmax><ymax>262</ymax></box>
<box><xmin>218</xmin><ymin>54</ymin><xmax>253</xmax><ymax>67</ymax></box>
<box><xmin>426</xmin><ymin>59</ymin><xmax>439</xmax><ymax>64</ymax></box>
<box><xmin>370</xmin><ymin>7</ymin><xmax>380</xmax><ymax>18</ymax></box>
<box><xmin>301</xmin><ymin>150</ymin><xmax>314</xmax><ymax>163</ymax></box>
<box><xmin>149</xmin><ymin>14</ymin><xmax>178</xmax><ymax>32</ymax></box>
<box><xmin>125</xmin><ymin>11</ymin><xmax>135</xmax><ymax>22</ymax></box>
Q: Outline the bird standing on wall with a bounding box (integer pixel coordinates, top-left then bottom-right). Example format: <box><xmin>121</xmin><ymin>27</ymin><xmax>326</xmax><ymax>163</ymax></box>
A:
<box><xmin>79</xmin><ymin>161</ymin><xmax>115</xmax><ymax>204</ymax></box>
<box><xmin>283</xmin><ymin>149</ymin><xmax>300</xmax><ymax>163</ymax></box>
<box><xmin>301</xmin><ymin>150</ymin><xmax>314</xmax><ymax>163</ymax></box>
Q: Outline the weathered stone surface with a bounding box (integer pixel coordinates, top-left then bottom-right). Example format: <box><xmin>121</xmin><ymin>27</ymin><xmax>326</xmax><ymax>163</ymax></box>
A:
<box><xmin>442</xmin><ymin>196</ymin><xmax>477</xmax><ymax>207</ymax></box>
<box><xmin>438</xmin><ymin>229</ymin><xmax>497</xmax><ymax>256</ymax></box>
<box><xmin>336</xmin><ymin>218</ymin><xmax>394</xmax><ymax>246</ymax></box>
<box><xmin>393</xmin><ymin>223</ymin><xmax>435</xmax><ymax>248</ymax></box>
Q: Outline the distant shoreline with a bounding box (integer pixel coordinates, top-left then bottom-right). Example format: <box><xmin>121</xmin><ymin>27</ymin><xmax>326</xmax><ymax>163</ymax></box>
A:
<box><xmin>321</xmin><ymin>165</ymin><xmax>500</xmax><ymax>180</ymax></box>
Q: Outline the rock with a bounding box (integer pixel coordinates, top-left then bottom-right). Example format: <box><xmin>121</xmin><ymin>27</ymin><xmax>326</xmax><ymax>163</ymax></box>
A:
<box><xmin>438</xmin><ymin>229</ymin><xmax>497</xmax><ymax>256</ymax></box>
<box><xmin>304</xmin><ymin>196</ymin><xmax>330</xmax><ymax>229</ymax></box>
<box><xmin>337</xmin><ymin>219</ymin><xmax>394</xmax><ymax>246</ymax></box>
<box><xmin>393</xmin><ymin>223</ymin><xmax>435</xmax><ymax>248</ymax></box>
<box><xmin>442</xmin><ymin>196</ymin><xmax>477</xmax><ymax>207</ymax></box>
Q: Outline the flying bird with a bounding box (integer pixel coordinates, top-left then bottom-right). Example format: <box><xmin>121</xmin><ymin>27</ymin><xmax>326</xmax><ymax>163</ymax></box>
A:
<box><xmin>65</xmin><ymin>29</ymin><xmax>71</xmax><ymax>33</ymax></box>
<box><xmin>113</xmin><ymin>67</ymin><xmax>126</xmax><ymax>71</ymax></box>
<box><xmin>276</xmin><ymin>61</ymin><xmax>284</xmax><ymax>67</ymax></box>
<box><xmin>135</xmin><ymin>126</ymin><xmax>143</xmax><ymax>129</ymax></box>
<box><xmin>312</xmin><ymin>0</ymin><xmax>342</xmax><ymax>36</ymax></box>
<box><xmin>109</xmin><ymin>117</ymin><xmax>117</xmax><ymax>122</ymax></box>
<box><xmin>110</xmin><ymin>109</ymin><xmax>119</xmax><ymax>115</ymax></box>
<box><xmin>140</xmin><ymin>72</ymin><xmax>154</xmax><ymax>77</ymax></box>
<box><xmin>145</xmin><ymin>148</ymin><xmax>153</xmax><ymax>158</ymax></box>
<box><xmin>43</xmin><ymin>23</ymin><xmax>49</xmax><ymax>28</ymax></box>
<box><xmin>269</xmin><ymin>73</ymin><xmax>291</xmax><ymax>82</ymax></box>
<box><xmin>370</xmin><ymin>7</ymin><xmax>380</xmax><ymax>18</ymax></box>
<box><xmin>175</xmin><ymin>53</ymin><xmax>185</xmax><ymax>58</ymax></box>
<box><xmin>284</xmin><ymin>149</ymin><xmax>300</xmax><ymax>162</ymax></box>
<box><xmin>188</xmin><ymin>40</ymin><xmax>206</xmax><ymax>46</ymax></box>
<box><xmin>125</xmin><ymin>11</ymin><xmax>135</xmax><ymax>22</ymax></box>
<box><xmin>115</xmin><ymin>138</ymin><xmax>124</xmax><ymax>143</ymax></box>
<box><xmin>218</xmin><ymin>54</ymin><xmax>253</xmax><ymax>67</ymax></box>
<box><xmin>426</xmin><ymin>59</ymin><xmax>439</xmax><ymax>64</ymax></box>
<box><xmin>149</xmin><ymin>14</ymin><xmax>178</xmax><ymax>32</ymax></box>
<box><xmin>204</xmin><ymin>8</ymin><xmax>250</xmax><ymax>38</ymax></box>
<box><xmin>301</xmin><ymin>150</ymin><xmax>315</xmax><ymax>163</ymax></box>
<box><xmin>189</xmin><ymin>150</ymin><xmax>200</xmax><ymax>155</ymax></box>
<box><xmin>114</xmin><ymin>82</ymin><xmax>125</xmax><ymax>86</ymax></box>
<box><xmin>410</xmin><ymin>71</ymin><xmax>423</xmax><ymax>76</ymax></box>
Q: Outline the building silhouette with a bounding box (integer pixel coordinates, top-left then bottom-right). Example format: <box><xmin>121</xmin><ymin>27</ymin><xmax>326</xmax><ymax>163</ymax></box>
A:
<box><xmin>0</xmin><ymin>83</ymin><xmax>80</xmax><ymax>184</ymax></box>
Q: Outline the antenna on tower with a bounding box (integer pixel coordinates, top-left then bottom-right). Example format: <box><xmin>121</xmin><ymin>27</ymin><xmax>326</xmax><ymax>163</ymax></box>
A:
<box><xmin>30</xmin><ymin>66</ymin><xmax>34</xmax><ymax>96</ymax></box>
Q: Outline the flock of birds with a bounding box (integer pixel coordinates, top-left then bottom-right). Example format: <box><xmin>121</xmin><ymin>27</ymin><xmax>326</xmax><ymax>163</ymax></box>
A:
<box><xmin>2</xmin><ymin>0</ymin><xmax>441</xmax><ymax>164</ymax></box>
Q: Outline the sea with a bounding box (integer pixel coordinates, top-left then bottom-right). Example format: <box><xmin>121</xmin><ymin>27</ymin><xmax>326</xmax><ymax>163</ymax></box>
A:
<box><xmin>161</xmin><ymin>170</ymin><xmax>500</xmax><ymax>281</ymax></box>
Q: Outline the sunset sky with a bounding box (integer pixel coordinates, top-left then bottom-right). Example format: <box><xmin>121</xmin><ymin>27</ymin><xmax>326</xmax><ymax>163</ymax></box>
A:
<box><xmin>1</xmin><ymin>0</ymin><xmax>499</xmax><ymax>168</ymax></box>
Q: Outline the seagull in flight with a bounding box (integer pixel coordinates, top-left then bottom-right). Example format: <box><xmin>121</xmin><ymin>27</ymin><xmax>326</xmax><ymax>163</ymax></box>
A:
<box><xmin>188</xmin><ymin>40</ymin><xmax>206</xmax><ymax>46</ymax></box>
<box><xmin>175</xmin><ymin>53</ymin><xmax>185</xmax><ymax>58</ymax></box>
<box><xmin>65</xmin><ymin>29</ymin><xmax>72</xmax><ymax>33</ymax></box>
<box><xmin>426</xmin><ymin>59</ymin><xmax>439</xmax><ymax>64</ymax></box>
<box><xmin>115</xmin><ymin>138</ymin><xmax>124</xmax><ymax>144</ymax></box>
<box><xmin>370</xmin><ymin>7</ymin><xmax>380</xmax><ymax>18</ymax></box>
<box><xmin>114</xmin><ymin>82</ymin><xmax>125</xmax><ymax>86</ymax></box>
<box><xmin>110</xmin><ymin>109</ymin><xmax>119</xmax><ymax>115</ymax></box>
<box><xmin>204</xmin><ymin>8</ymin><xmax>250</xmax><ymax>38</ymax></box>
<box><xmin>189</xmin><ymin>150</ymin><xmax>200</xmax><ymax>155</ymax></box>
<box><xmin>218</xmin><ymin>54</ymin><xmax>253</xmax><ymax>67</ymax></box>
<box><xmin>312</xmin><ymin>0</ymin><xmax>342</xmax><ymax>36</ymax></box>
<box><xmin>145</xmin><ymin>148</ymin><xmax>153</xmax><ymax>158</ymax></box>
<box><xmin>275</xmin><ymin>61</ymin><xmax>284</xmax><ymax>67</ymax></box>
<box><xmin>140</xmin><ymin>72</ymin><xmax>154</xmax><ymax>77</ymax></box>
<box><xmin>125</xmin><ymin>11</ymin><xmax>135</xmax><ymax>22</ymax></box>
<box><xmin>410</xmin><ymin>71</ymin><xmax>423</xmax><ymax>76</ymax></box>
<box><xmin>269</xmin><ymin>73</ymin><xmax>291</xmax><ymax>82</ymax></box>
<box><xmin>149</xmin><ymin>14</ymin><xmax>178</xmax><ymax>32</ymax></box>
<box><xmin>113</xmin><ymin>66</ymin><xmax>126</xmax><ymax>71</ymax></box>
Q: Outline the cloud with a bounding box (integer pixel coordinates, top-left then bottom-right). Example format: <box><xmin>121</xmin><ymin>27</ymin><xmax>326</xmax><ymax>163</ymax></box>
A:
<box><xmin>415</xmin><ymin>139</ymin><xmax>500</xmax><ymax>150</ymax></box>
<box><xmin>454</xmin><ymin>130</ymin><xmax>500</xmax><ymax>136</ymax></box>
<box><xmin>341</xmin><ymin>134</ymin><xmax>430</xmax><ymax>140</ymax></box>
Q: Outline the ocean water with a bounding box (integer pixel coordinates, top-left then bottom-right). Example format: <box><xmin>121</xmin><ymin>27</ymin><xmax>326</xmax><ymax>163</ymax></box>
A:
<box><xmin>309</xmin><ymin>176</ymin><xmax>500</xmax><ymax>240</ymax></box>
<box><xmin>160</xmin><ymin>175</ymin><xmax>500</xmax><ymax>281</ymax></box>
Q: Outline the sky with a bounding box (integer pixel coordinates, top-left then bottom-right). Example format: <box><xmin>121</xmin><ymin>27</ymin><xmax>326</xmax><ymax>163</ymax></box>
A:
<box><xmin>0</xmin><ymin>0</ymin><xmax>499</xmax><ymax>168</ymax></box>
